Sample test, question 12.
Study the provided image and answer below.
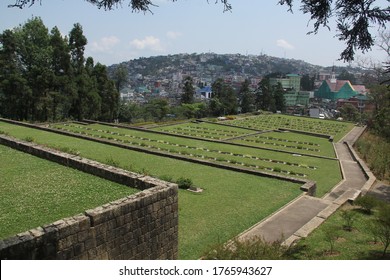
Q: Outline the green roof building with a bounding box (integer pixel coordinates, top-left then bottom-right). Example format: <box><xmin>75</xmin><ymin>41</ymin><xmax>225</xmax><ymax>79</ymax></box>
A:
<box><xmin>314</xmin><ymin>73</ymin><xmax>367</xmax><ymax>101</ymax></box>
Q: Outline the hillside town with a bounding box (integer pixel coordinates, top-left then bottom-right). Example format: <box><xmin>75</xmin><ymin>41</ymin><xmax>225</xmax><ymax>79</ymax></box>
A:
<box><xmin>112</xmin><ymin>53</ymin><xmax>376</xmax><ymax>120</ymax></box>
<box><xmin>1</xmin><ymin>0</ymin><xmax>390</xmax><ymax>267</ymax></box>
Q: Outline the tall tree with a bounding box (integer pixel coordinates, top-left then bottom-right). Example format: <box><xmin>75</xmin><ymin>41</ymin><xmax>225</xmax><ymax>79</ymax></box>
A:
<box><xmin>301</xmin><ymin>74</ymin><xmax>315</xmax><ymax>91</ymax></box>
<box><xmin>339</xmin><ymin>103</ymin><xmax>360</xmax><ymax>122</ymax></box>
<box><xmin>49</xmin><ymin>26</ymin><xmax>75</xmax><ymax>120</ymax></box>
<box><xmin>211</xmin><ymin>78</ymin><xmax>237</xmax><ymax>116</ymax></box>
<box><xmin>68</xmin><ymin>23</ymin><xmax>90</xmax><ymax>120</ymax></box>
<box><xmin>273</xmin><ymin>82</ymin><xmax>286</xmax><ymax>113</ymax></box>
<box><xmin>239</xmin><ymin>79</ymin><xmax>255</xmax><ymax>113</ymax></box>
<box><xmin>18</xmin><ymin>17</ymin><xmax>53</xmax><ymax>121</ymax></box>
<box><xmin>369</xmin><ymin>84</ymin><xmax>390</xmax><ymax>139</ymax></box>
<box><xmin>256</xmin><ymin>78</ymin><xmax>273</xmax><ymax>111</ymax></box>
<box><xmin>145</xmin><ymin>98</ymin><xmax>169</xmax><ymax>121</ymax></box>
<box><xmin>181</xmin><ymin>76</ymin><xmax>195</xmax><ymax>104</ymax></box>
<box><xmin>113</xmin><ymin>64</ymin><xmax>128</xmax><ymax>91</ymax></box>
<box><xmin>93</xmin><ymin>62</ymin><xmax>120</xmax><ymax>121</ymax></box>
<box><xmin>0</xmin><ymin>18</ymin><xmax>117</xmax><ymax>122</ymax></box>
<box><xmin>69</xmin><ymin>23</ymin><xmax>87</xmax><ymax>71</ymax></box>
<box><xmin>0</xmin><ymin>29</ymin><xmax>30</xmax><ymax>120</ymax></box>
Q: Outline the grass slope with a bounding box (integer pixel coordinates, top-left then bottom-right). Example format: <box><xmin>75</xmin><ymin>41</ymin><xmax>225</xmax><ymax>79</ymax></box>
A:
<box><xmin>0</xmin><ymin>121</ymin><xmax>302</xmax><ymax>259</ymax></box>
<box><xmin>292</xmin><ymin>204</ymin><xmax>389</xmax><ymax>260</ymax></box>
<box><xmin>0</xmin><ymin>145</ymin><xmax>137</xmax><ymax>240</ymax></box>
<box><xmin>49</xmin><ymin>122</ymin><xmax>342</xmax><ymax>197</ymax></box>
<box><xmin>224</xmin><ymin>114</ymin><xmax>354</xmax><ymax>142</ymax></box>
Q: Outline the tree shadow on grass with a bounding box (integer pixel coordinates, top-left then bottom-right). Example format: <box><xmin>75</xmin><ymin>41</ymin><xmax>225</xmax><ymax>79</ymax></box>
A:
<box><xmin>356</xmin><ymin>250</ymin><xmax>390</xmax><ymax>260</ymax></box>
<box><xmin>367</xmin><ymin>184</ymin><xmax>390</xmax><ymax>204</ymax></box>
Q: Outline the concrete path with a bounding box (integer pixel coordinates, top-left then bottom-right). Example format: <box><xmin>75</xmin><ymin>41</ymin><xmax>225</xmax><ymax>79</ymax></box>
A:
<box><xmin>238</xmin><ymin>125</ymin><xmax>371</xmax><ymax>245</ymax></box>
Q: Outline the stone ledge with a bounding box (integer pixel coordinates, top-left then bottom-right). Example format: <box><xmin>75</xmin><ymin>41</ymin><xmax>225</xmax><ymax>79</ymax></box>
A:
<box><xmin>317</xmin><ymin>203</ymin><xmax>341</xmax><ymax>219</ymax></box>
<box><xmin>293</xmin><ymin>216</ymin><xmax>325</xmax><ymax>238</ymax></box>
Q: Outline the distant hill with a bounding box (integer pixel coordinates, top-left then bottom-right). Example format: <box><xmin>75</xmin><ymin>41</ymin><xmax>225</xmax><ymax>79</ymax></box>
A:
<box><xmin>108</xmin><ymin>53</ymin><xmax>366</xmax><ymax>88</ymax></box>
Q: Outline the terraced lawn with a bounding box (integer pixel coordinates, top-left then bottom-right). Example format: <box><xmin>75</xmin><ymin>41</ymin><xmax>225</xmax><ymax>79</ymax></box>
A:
<box><xmin>223</xmin><ymin>114</ymin><xmax>354</xmax><ymax>142</ymax></box>
<box><xmin>0</xmin><ymin>144</ymin><xmax>137</xmax><ymax>240</ymax></box>
<box><xmin>152</xmin><ymin>121</ymin><xmax>255</xmax><ymax>140</ymax></box>
<box><xmin>0</xmin><ymin>121</ymin><xmax>302</xmax><ymax>259</ymax></box>
<box><xmin>231</xmin><ymin>131</ymin><xmax>336</xmax><ymax>158</ymax></box>
<box><xmin>47</xmin><ymin>122</ymin><xmax>342</xmax><ymax>196</ymax></box>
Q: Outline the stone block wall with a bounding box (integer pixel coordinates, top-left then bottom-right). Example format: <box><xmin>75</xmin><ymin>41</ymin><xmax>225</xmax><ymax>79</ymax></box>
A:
<box><xmin>0</xmin><ymin>135</ymin><xmax>178</xmax><ymax>260</ymax></box>
<box><xmin>0</xmin><ymin>186</ymin><xmax>178</xmax><ymax>259</ymax></box>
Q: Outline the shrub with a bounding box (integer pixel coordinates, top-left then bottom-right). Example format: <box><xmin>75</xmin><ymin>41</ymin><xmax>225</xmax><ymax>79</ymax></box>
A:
<box><xmin>273</xmin><ymin>167</ymin><xmax>282</xmax><ymax>173</ymax></box>
<box><xmin>105</xmin><ymin>156</ymin><xmax>120</xmax><ymax>168</ymax></box>
<box><xmin>354</xmin><ymin>195</ymin><xmax>379</xmax><ymax>214</ymax></box>
<box><xmin>57</xmin><ymin>146</ymin><xmax>80</xmax><ymax>156</ymax></box>
<box><xmin>323</xmin><ymin>226</ymin><xmax>340</xmax><ymax>255</ymax></box>
<box><xmin>159</xmin><ymin>175</ymin><xmax>174</xmax><ymax>182</ymax></box>
<box><xmin>23</xmin><ymin>136</ymin><xmax>34</xmax><ymax>142</ymax></box>
<box><xmin>176</xmin><ymin>177</ymin><xmax>193</xmax><ymax>189</ymax></box>
<box><xmin>369</xmin><ymin>204</ymin><xmax>390</xmax><ymax>258</ymax></box>
<box><xmin>202</xmin><ymin>236</ymin><xmax>294</xmax><ymax>260</ymax></box>
<box><xmin>340</xmin><ymin>209</ymin><xmax>357</xmax><ymax>231</ymax></box>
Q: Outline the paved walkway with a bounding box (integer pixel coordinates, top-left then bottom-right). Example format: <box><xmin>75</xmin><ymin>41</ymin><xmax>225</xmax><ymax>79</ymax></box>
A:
<box><xmin>238</xmin><ymin>126</ymin><xmax>372</xmax><ymax>245</ymax></box>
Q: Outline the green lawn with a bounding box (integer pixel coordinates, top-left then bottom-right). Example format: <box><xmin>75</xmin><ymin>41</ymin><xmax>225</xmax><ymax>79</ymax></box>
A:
<box><xmin>232</xmin><ymin>131</ymin><xmax>336</xmax><ymax>158</ymax></box>
<box><xmin>224</xmin><ymin>114</ymin><xmax>354</xmax><ymax>142</ymax></box>
<box><xmin>292</xmin><ymin>204</ymin><xmax>389</xmax><ymax>260</ymax></box>
<box><xmin>48</xmin><ymin>122</ymin><xmax>342</xmax><ymax>196</ymax></box>
<box><xmin>0</xmin><ymin>144</ymin><xmax>137</xmax><ymax>240</ymax></box>
<box><xmin>152</xmin><ymin>121</ymin><xmax>255</xmax><ymax>140</ymax></box>
<box><xmin>0</xmin><ymin>121</ymin><xmax>302</xmax><ymax>259</ymax></box>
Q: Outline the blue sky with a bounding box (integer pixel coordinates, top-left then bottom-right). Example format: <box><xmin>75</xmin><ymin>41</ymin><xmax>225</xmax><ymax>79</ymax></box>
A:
<box><xmin>1</xmin><ymin>0</ymin><xmax>387</xmax><ymax>67</ymax></box>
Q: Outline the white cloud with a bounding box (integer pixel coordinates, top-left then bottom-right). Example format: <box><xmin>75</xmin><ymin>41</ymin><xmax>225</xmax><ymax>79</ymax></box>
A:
<box><xmin>130</xmin><ymin>36</ymin><xmax>164</xmax><ymax>52</ymax></box>
<box><xmin>276</xmin><ymin>39</ymin><xmax>295</xmax><ymax>50</ymax></box>
<box><xmin>166</xmin><ymin>31</ymin><xmax>182</xmax><ymax>39</ymax></box>
<box><xmin>91</xmin><ymin>36</ymin><xmax>120</xmax><ymax>52</ymax></box>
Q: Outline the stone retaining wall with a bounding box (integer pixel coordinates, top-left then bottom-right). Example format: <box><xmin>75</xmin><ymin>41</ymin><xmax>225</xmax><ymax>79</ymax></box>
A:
<box><xmin>0</xmin><ymin>135</ymin><xmax>178</xmax><ymax>260</ymax></box>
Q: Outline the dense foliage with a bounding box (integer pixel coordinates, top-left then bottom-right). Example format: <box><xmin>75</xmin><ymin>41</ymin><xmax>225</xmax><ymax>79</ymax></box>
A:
<box><xmin>255</xmin><ymin>77</ymin><xmax>286</xmax><ymax>113</ymax></box>
<box><xmin>356</xmin><ymin>131</ymin><xmax>390</xmax><ymax>181</ymax></box>
<box><xmin>279</xmin><ymin>0</ymin><xmax>389</xmax><ymax>62</ymax></box>
<box><xmin>368</xmin><ymin>84</ymin><xmax>390</xmax><ymax>139</ymax></box>
<box><xmin>0</xmin><ymin>18</ymin><xmax>119</xmax><ymax>121</ymax></box>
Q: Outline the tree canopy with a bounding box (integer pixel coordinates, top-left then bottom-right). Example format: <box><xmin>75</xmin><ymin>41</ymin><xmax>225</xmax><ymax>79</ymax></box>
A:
<box><xmin>279</xmin><ymin>0</ymin><xmax>389</xmax><ymax>62</ymax></box>
<box><xmin>0</xmin><ymin>17</ymin><xmax>119</xmax><ymax>121</ymax></box>
<box><xmin>8</xmin><ymin>0</ymin><xmax>389</xmax><ymax>62</ymax></box>
<box><xmin>8</xmin><ymin>0</ymin><xmax>232</xmax><ymax>12</ymax></box>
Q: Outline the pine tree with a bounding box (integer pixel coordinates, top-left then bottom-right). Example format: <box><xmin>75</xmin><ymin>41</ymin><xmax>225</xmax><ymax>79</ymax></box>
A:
<box><xmin>0</xmin><ymin>18</ymin><xmax>117</xmax><ymax>121</ymax></box>
<box><xmin>93</xmin><ymin>62</ymin><xmax>119</xmax><ymax>121</ymax></box>
<box><xmin>69</xmin><ymin>23</ymin><xmax>90</xmax><ymax>120</ymax></box>
<box><xmin>0</xmin><ymin>29</ymin><xmax>30</xmax><ymax>120</ymax></box>
<box><xmin>49</xmin><ymin>26</ymin><xmax>75</xmax><ymax>120</ymax></box>
<box><xmin>239</xmin><ymin>79</ymin><xmax>255</xmax><ymax>113</ymax></box>
<box><xmin>181</xmin><ymin>76</ymin><xmax>195</xmax><ymax>104</ymax></box>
